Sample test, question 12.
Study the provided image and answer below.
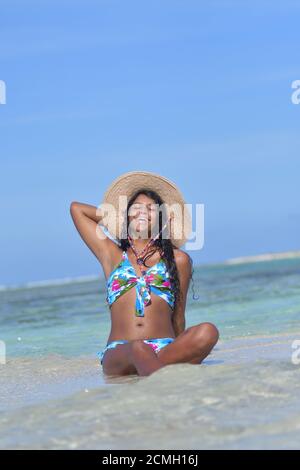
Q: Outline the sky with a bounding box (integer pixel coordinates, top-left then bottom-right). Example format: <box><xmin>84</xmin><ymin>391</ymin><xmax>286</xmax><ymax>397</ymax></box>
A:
<box><xmin>0</xmin><ymin>0</ymin><xmax>300</xmax><ymax>286</ymax></box>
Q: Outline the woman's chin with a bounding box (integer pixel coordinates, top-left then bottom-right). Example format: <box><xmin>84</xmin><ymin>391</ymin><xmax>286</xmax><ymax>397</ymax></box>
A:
<box><xmin>133</xmin><ymin>226</ymin><xmax>151</xmax><ymax>239</ymax></box>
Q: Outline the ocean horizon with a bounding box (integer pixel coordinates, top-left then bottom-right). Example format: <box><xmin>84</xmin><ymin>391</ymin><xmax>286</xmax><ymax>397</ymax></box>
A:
<box><xmin>2</xmin><ymin>249</ymin><xmax>300</xmax><ymax>292</ymax></box>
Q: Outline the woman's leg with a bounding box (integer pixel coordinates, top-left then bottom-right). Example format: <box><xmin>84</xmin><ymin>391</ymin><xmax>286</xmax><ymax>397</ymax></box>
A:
<box><xmin>100</xmin><ymin>339</ymin><xmax>174</xmax><ymax>377</ymax></box>
<box><xmin>156</xmin><ymin>323</ymin><xmax>219</xmax><ymax>366</ymax></box>
<box><xmin>130</xmin><ymin>323</ymin><xmax>219</xmax><ymax>376</ymax></box>
<box><xmin>128</xmin><ymin>340</ymin><xmax>165</xmax><ymax>376</ymax></box>
<box><xmin>100</xmin><ymin>341</ymin><xmax>138</xmax><ymax>376</ymax></box>
<box><xmin>101</xmin><ymin>323</ymin><xmax>219</xmax><ymax>377</ymax></box>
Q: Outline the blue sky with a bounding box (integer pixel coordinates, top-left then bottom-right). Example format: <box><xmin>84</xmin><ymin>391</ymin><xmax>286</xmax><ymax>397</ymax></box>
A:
<box><xmin>1</xmin><ymin>0</ymin><xmax>299</xmax><ymax>286</ymax></box>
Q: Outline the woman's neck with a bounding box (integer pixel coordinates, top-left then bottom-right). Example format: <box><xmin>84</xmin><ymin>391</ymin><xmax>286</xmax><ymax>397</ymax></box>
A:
<box><xmin>129</xmin><ymin>237</ymin><xmax>152</xmax><ymax>252</ymax></box>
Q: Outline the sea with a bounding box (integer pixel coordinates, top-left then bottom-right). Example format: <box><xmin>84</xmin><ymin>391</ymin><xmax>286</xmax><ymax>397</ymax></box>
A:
<box><xmin>0</xmin><ymin>256</ymin><xmax>299</xmax><ymax>449</ymax></box>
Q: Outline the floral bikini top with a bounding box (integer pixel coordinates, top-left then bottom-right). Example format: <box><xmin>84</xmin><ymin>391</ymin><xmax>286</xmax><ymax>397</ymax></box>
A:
<box><xmin>106</xmin><ymin>250</ymin><xmax>175</xmax><ymax>317</ymax></box>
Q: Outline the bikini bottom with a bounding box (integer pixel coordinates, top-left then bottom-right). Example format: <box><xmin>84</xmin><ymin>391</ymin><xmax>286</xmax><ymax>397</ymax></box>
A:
<box><xmin>98</xmin><ymin>337</ymin><xmax>175</xmax><ymax>366</ymax></box>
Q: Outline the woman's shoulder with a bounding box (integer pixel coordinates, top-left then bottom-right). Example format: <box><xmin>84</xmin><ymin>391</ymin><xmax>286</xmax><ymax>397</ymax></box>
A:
<box><xmin>173</xmin><ymin>248</ymin><xmax>193</xmax><ymax>267</ymax></box>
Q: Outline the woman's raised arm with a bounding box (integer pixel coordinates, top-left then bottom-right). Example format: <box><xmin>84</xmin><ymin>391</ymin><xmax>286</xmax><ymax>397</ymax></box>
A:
<box><xmin>69</xmin><ymin>201</ymin><xmax>116</xmax><ymax>266</ymax></box>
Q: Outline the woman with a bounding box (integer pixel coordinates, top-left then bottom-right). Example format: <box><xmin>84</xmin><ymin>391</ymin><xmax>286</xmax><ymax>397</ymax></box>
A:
<box><xmin>70</xmin><ymin>171</ymin><xmax>219</xmax><ymax>377</ymax></box>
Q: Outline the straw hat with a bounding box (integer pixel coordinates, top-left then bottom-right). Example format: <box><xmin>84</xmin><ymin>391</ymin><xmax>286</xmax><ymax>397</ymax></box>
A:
<box><xmin>99</xmin><ymin>170</ymin><xmax>192</xmax><ymax>248</ymax></box>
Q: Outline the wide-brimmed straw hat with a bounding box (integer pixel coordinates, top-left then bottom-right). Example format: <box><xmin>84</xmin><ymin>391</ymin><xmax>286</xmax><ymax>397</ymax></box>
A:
<box><xmin>99</xmin><ymin>170</ymin><xmax>192</xmax><ymax>248</ymax></box>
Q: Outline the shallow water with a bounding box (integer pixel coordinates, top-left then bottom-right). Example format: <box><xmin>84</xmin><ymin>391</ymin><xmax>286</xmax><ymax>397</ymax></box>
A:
<box><xmin>1</xmin><ymin>340</ymin><xmax>300</xmax><ymax>450</ymax></box>
<box><xmin>0</xmin><ymin>257</ymin><xmax>300</xmax><ymax>449</ymax></box>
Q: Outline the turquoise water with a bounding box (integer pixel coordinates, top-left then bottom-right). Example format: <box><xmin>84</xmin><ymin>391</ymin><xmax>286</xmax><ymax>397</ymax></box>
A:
<box><xmin>0</xmin><ymin>257</ymin><xmax>300</xmax><ymax>449</ymax></box>
<box><xmin>1</xmin><ymin>257</ymin><xmax>299</xmax><ymax>358</ymax></box>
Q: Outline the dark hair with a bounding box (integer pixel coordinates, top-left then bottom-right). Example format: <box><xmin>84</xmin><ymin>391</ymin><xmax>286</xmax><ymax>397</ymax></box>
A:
<box><xmin>119</xmin><ymin>188</ymin><xmax>198</xmax><ymax>309</ymax></box>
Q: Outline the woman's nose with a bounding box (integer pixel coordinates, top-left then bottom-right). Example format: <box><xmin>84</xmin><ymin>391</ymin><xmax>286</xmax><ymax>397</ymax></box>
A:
<box><xmin>138</xmin><ymin>209</ymin><xmax>149</xmax><ymax>218</ymax></box>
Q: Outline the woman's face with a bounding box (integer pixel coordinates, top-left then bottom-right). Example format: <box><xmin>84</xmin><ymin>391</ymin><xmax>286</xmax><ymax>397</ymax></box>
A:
<box><xmin>128</xmin><ymin>194</ymin><xmax>158</xmax><ymax>239</ymax></box>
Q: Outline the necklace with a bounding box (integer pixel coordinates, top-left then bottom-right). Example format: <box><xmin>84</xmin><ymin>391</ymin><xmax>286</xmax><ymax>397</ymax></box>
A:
<box><xmin>128</xmin><ymin>236</ymin><xmax>154</xmax><ymax>266</ymax></box>
<box><xmin>127</xmin><ymin>217</ymin><xmax>170</xmax><ymax>266</ymax></box>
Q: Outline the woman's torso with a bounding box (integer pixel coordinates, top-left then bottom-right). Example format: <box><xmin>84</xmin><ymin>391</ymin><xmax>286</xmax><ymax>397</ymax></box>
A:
<box><xmin>103</xmin><ymin>246</ymin><xmax>176</xmax><ymax>343</ymax></box>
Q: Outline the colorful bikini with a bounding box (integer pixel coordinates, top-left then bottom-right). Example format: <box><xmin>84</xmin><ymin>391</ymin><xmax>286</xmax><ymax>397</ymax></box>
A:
<box><xmin>106</xmin><ymin>250</ymin><xmax>175</xmax><ymax>316</ymax></box>
<box><xmin>98</xmin><ymin>337</ymin><xmax>175</xmax><ymax>366</ymax></box>
<box><xmin>98</xmin><ymin>250</ymin><xmax>176</xmax><ymax>366</ymax></box>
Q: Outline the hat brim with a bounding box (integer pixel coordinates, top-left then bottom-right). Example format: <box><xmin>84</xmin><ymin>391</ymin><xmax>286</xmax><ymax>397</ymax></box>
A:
<box><xmin>100</xmin><ymin>170</ymin><xmax>192</xmax><ymax>248</ymax></box>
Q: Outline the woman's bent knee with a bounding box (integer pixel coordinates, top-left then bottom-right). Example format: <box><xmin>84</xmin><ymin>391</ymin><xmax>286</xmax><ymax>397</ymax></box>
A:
<box><xmin>192</xmin><ymin>322</ymin><xmax>219</xmax><ymax>346</ymax></box>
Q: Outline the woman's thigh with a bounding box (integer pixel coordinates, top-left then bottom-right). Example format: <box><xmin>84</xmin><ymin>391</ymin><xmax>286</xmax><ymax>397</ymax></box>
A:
<box><xmin>101</xmin><ymin>343</ymin><xmax>138</xmax><ymax>376</ymax></box>
<box><xmin>156</xmin><ymin>324</ymin><xmax>218</xmax><ymax>365</ymax></box>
